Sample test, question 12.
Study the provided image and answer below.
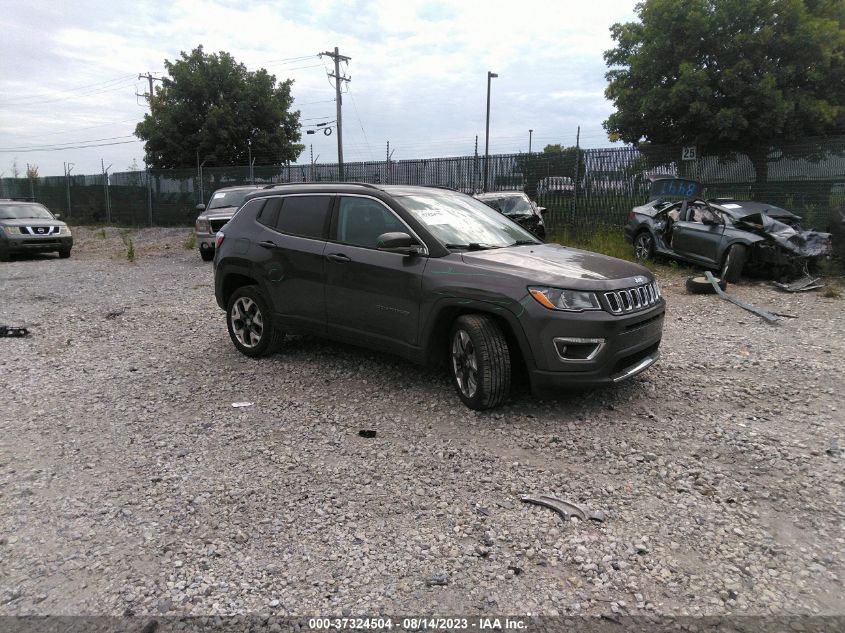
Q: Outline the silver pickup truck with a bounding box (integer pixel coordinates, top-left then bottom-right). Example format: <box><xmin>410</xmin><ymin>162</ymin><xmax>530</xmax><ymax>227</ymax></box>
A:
<box><xmin>194</xmin><ymin>186</ymin><xmax>264</xmax><ymax>261</ymax></box>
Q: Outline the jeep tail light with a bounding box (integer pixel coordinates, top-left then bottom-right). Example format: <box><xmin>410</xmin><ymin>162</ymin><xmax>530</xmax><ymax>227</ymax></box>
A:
<box><xmin>215</xmin><ymin>231</ymin><xmax>225</xmax><ymax>249</ymax></box>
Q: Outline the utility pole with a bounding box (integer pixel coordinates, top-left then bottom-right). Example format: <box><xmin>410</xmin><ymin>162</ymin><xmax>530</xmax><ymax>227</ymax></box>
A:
<box><xmin>573</xmin><ymin>125</ymin><xmax>581</xmax><ymax>217</ymax></box>
<box><xmin>320</xmin><ymin>47</ymin><xmax>351</xmax><ymax>180</ymax></box>
<box><xmin>101</xmin><ymin>159</ymin><xmax>112</xmax><ymax>224</ymax></box>
<box><xmin>138</xmin><ymin>73</ymin><xmax>162</xmax><ymax>106</ymax></box>
<box><xmin>63</xmin><ymin>162</ymin><xmax>74</xmax><ymax>217</ymax></box>
<box><xmin>529</xmin><ymin>129</ymin><xmax>533</xmax><ymax>154</ymax></box>
<box><xmin>484</xmin><ymin>71</ymin><xmax>498</xmax><ymax>192</ymax></box>
<box><xmin>248</xmin><ymin>140</ymin><xmax>254</xmax><ymax>184</ymax></box>
<box><xmin>473</xmin><ymin>135</ymin><xmax>479</xmax><ymax>193</ymax></box>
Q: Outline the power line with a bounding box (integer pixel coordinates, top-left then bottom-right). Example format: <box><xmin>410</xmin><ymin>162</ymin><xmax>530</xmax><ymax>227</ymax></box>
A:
<box><xmin>0</xmin><ymin>135</ymin><xmax>137</xmax><ymax>151</ymax></box>
<box><xmin>0</xmin><ymin>139</ymin><xmax>141</xmax><ymax>153</ymax></box>
<box><xmin>347</xmin><ymin>89</ymin><xmax>372</xmax><ymax>161</ymax></box>
<box><xmin>0</xmin><ymin>74</ymin><xmax>136</xmax><ymax>105</ymax></box>
<box><xmin>0</xmin><ymin>82</ymin><xmax>138</xmax><ymax>108</ymax></box>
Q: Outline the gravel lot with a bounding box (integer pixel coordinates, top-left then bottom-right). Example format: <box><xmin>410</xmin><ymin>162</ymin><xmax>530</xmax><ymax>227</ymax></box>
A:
<box><xmin>1</xmin><ymin>227</ymin><xmax>843</xmax><ymax>618</ymax></box>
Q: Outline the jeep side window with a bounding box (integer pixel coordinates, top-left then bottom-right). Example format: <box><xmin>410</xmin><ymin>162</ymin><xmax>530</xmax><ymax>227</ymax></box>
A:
<box><xmin>275</xmin><ymin>196</ymin><xmax>332</xmax><ymax>239</ymax></box>
<box><xmin>256</xmin><ymin>197</ymin><xmax>282</xmax><ymax>228</ymax></box>
<box><xmin>336</xmin><ymin>197</ymin><xmax>404</xmax><ymax>249</ymax></box>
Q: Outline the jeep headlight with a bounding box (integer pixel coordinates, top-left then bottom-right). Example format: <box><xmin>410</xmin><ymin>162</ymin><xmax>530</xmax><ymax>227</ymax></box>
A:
<box><xmin>2</xmin><ymin>226</ymin><xmax>18</xmax><ymax>237</ymax></box>
<box><xmin>528</xmin><ymin>286</ymin><xmax>601</xmax><ymax>311</ymax></box>
<box><xmin>196</xmin><ymin>218</ymin><xmax>210</xmax><ymax>233</ymax></box>
<box><xmin>58</xmin><ymin>225</ymin><xmax>71</xmax><ymax>235</ymax></box>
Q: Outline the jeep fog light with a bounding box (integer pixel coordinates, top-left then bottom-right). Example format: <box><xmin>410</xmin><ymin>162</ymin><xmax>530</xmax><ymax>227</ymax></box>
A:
<box><xmin>554</xmin><ymin>337</ymin><xmax>605</xmax><ymax>361</ymax></box>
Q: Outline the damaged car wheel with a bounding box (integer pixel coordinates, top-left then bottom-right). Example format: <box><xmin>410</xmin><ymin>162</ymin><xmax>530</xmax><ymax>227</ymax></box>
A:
<box><xmin>685</xmin><ymin>275</ymin><xmax>728</xmax><ymax>295</ymax></box>
<box><xmin>633</xmin><ymin>231</ymin><xmax>654</xmax><ymax>261</ymax></box>
<box><xmin>720</xmin><ymin>244</ymin><xmax>747</xmax><ymax>283</ymax></box>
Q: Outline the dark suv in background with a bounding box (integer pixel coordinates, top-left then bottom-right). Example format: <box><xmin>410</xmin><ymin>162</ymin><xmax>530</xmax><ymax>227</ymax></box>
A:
<box><xmin>214</xmin><ymin>184</ymin><xmax>664</xmax><ymax>409</ymax></box>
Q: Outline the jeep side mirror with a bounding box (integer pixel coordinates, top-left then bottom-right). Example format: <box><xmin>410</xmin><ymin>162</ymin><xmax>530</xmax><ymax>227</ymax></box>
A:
<box><xmin>377</xmin><ymin>232</ymin><xmax>424</xmax><ymax>255</ymax></box>
<box><xmin>196</xmin><ymin>204</ymin><xmax>206</xmax><ymax>212</ymax></box>
<box><xmin>53</xmin><ymin>213</ymin><xmax>61</xmax><ymax>219</ymax></box>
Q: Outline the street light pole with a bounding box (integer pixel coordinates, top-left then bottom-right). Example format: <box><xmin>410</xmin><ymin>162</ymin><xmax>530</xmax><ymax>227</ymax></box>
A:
<box><xmin>529</xmin><ymin>129</ymin><xmax>533</xmax><ymax>154</ymax></box>
<box><xmin>484</xmin><ymin>70</ymin><xmax>497</xmax><ymax>192</ymax></box>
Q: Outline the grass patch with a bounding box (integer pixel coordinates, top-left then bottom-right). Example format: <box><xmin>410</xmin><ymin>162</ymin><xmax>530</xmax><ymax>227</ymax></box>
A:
<box><xmin>823</xmin><ymin>282</ymin><xmax>842</xmax><ymax>299</ymax></box>
<box><xmin>95</xmin><ymin>228</ymin><xmax>106</xmax><ymax>240</ymax></box>
<box><xmin>183</xmin><ymin>233</ymin><xmax>197</xmax><ymax>250</ymax></box>
<box><xmin>119</xmin><ymin>230</ymin><xmax>135</xmax><ymax>262</ymax></box>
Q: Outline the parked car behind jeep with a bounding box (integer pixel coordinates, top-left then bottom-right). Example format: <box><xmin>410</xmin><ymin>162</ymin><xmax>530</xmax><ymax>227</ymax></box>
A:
<box><xmin>475</xmin><ymin>191</ymin><xmax>548</xmax><ymax>239</ymax></box>
<box><xmin>214</xmin><ymin>184</ymin><xmax>664</xmax><ymax>409</ymax></box>
<box><xmin>194</xmin><ymin>185</ymin><xmax>264</xmax><ymax>261</ymax></box>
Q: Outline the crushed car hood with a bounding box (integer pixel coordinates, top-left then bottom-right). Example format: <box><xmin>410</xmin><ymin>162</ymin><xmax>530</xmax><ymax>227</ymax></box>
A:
<box><xmin>460</xmin><ymin>243</ymin><xmax>653</xmax><ymax>289</ymax></box>
<box><xmin>735</xmin><ymin>213</ymin><xmax>832</xmax><ymax>258</ymax></box>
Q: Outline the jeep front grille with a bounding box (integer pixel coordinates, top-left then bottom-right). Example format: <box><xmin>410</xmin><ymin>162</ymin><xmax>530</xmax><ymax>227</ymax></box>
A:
<box><xmin>604</xmin><ymin>282</ymin><xmax>660</xmax><ymax>315</ymax></box>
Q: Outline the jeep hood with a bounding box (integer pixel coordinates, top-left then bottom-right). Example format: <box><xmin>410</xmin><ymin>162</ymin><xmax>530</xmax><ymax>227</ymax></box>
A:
<box><xmin>460</xmin><ymin>243</ymin><xmax>653</xmax><ymax>290</ymax></box>
<box><xmin>0</xmin><ymin>217</ymin><xmax>66</xmax><ymax>227</ymax></box>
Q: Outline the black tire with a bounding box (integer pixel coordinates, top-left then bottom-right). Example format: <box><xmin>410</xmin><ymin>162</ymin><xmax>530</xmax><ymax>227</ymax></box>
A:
<box><xmin>200</xmin><ymin>248</ymin><xmax>214</xmax><ymax>262</ymax></box>
<box><xmin>225</xmin><ymin>285</ymin><xmax>284</xmax><ymax>358</ymax></box>
<box><xmin>0</xmin><ymin>244</ymin><xmax>10</xmax><ymax>262</ymax></box>
<box><xmin>448</xmin><ymin>314</ymin><xmax>511</xmax><ymax>410</ymax></box>
<box><xmin>633</xmin><ymin>231</ymin><xmax>654</xmax><ymax>261</ymax></box>
<box><xmin>685</xmin><ymin>275</ymin><xmax>727</xmax><ymax>295</ymax></box>
<box><xmin>58</xmin><ymin>248</ymin><xmax>71</xmax><ymax>259</ymax></box>
<box><xmin>721</xmin><ymin>244</ymin><xmax>747</xmax><ymax>283</ymax></box>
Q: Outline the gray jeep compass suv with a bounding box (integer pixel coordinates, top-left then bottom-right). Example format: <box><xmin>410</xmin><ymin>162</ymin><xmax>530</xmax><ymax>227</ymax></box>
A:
<box><xmin>213</xmin><ymin>183</ymin><xmax>664</xmax><ymax>409</ymax></box>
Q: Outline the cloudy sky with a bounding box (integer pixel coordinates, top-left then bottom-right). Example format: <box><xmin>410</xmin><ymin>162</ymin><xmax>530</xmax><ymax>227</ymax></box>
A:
<box><xmin>0</xmin><ymin>0</ymin><xmax>637</xmax><ymax>177</ymax></box>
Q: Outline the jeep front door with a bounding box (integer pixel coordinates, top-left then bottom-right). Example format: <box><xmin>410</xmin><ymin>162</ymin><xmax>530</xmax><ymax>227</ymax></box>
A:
<box><xmin>324</xmin><ymin>195</ymin><xmax>426</xmax><ymax>351</ymax></box>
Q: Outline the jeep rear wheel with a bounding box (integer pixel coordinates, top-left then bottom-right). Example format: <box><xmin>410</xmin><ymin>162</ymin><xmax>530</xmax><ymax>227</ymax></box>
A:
<box><xmin>226</xmin><ymin>285</ymin><xmax>284</xmax><ymax>358</ymax></box>
<box><xmin>200</xmin><ymin>247</ymin><xmax>214</xmax><ymax>262</ymax></box>
<box><xmin>449</xmin><ymin>314</ymin><xmax>511</xmax><ymax>410</ymax></box>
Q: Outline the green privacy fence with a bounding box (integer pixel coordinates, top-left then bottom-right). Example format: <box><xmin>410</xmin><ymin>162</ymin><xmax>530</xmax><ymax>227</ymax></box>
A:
<box><xmin>1</xmin><ymin>137</ymin><xmax>843</xmax><ymax>232</ymax></box>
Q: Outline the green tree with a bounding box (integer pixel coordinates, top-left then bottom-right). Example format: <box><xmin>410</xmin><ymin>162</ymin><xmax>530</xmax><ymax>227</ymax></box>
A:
<box><xmin>135</xmin><ymin>46</ymin><xmax>304</xmax><ymax>168</ymax></box>
<box><xmin>603</xmin><ymin>0</ymin><xmax>845</xmax><ymax>191</ymax></box>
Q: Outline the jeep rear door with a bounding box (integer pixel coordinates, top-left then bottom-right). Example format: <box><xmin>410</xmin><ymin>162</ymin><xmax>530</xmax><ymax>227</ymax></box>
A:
<box><xmin>255</xmin><ymin>194</ymin><xmax>333</xmax><ymax>332</ymax></box>
<box><xmin>324</xmin><ymin>195</ymin><xmax>426</xmax><ymax>351</ymax></box>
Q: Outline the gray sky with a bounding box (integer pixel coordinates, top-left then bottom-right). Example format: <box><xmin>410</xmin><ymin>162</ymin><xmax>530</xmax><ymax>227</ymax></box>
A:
<box><xmin>0</xmin><ymin>0</ymin><xmax>637</xmax><ymax>177</ymax></box>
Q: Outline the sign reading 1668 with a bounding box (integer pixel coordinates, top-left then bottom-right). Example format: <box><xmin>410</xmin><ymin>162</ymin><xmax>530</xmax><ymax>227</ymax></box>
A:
<box><xmin>682</xmin><ymin>146</ymin><xmax>697</xmax><ymax>161</ymax></box>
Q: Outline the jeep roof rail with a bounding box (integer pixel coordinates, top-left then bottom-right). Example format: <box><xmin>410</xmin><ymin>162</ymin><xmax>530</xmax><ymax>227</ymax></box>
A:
<box><xmin>261</xmin><ymin>181</ymin><xmax>382</xmax><ymax>190</ymax></box>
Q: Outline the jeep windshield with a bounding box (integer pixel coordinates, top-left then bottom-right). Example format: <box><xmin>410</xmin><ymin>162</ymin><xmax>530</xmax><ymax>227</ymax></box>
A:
<box><xmin>397</xmin><ymin>191</ymin><xmax>539</xmax><ymax>248</ymax></box>
<box><xmin>0</xmin><ymin>203</ymin><xmax>54</xmax><ymax>220</ymax></box>
<box><xmin>207</xmin><ymin>190</ymin><xmax>251</xmax><ymax>211</ymax></box>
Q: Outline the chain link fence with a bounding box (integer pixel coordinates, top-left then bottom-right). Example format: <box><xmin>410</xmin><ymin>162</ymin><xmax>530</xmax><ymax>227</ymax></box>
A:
<box><xmin>2</xmin><ymin>137</ymin><xmax>843</xmax><ymax>235</ymax></box>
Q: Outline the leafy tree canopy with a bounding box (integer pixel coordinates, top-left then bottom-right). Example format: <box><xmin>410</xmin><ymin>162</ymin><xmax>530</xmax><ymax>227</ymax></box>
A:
<box><xmin>603</xmin><ymin>0</ymin><xmax>845</xmax><ymax>182</ymax></box>
<box><xmin>135</xmin><ymin>46</ymin><xmax>304</xmax><ymax>168</ymax></box>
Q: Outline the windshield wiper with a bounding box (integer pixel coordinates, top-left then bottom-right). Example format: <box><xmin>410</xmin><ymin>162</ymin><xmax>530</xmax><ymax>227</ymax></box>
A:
<box><xmin>445</xmin><ymin>242</ymin><xmax>499</xmax><ymax>251</ymax></box>
<box><xmin>509</xmin><ymin>240</ymin><xmax>538</xmax><ymax>246</ymax></box>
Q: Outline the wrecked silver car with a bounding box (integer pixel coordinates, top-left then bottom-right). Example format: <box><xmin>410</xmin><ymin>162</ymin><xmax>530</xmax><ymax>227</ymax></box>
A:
<box><xmin>623</xmin><ymin>178</ymin><xmax>833</xmax><ymax>281</ymax></box>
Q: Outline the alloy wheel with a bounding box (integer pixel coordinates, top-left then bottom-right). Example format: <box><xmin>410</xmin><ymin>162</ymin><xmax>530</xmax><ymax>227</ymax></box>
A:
<box><xmin>634</xmin><ymin>233</ymin><xmax>653</xmax><ymax>259</ymax></box>
<box><xmin>230</xmin><ymin>296</ymin><xmax>264</xmax><ymax>348</ymax></box>
<box><xmin>451</xmin><ymin>329</ymin><xmax>478</xmax><ymax>399</ymax></box>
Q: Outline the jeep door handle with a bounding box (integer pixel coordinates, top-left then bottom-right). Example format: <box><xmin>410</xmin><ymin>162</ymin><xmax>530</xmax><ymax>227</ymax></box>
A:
<box><xmin>259</xmin><ymin>240</ymin><xmax>282</xmax><ymax>250</ymax></box>
<box><xmin>326</xmin><ymin>253</ymin><xmax>351</xmax><ymax>263</ymax></box>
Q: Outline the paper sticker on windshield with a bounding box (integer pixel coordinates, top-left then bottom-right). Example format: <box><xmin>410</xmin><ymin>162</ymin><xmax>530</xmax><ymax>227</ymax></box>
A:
<box><xmin>212</xmin><ymin>192</ymin><xmax>225</xmax><ymax>200</ymax></box>
<box><xmin>721</xmin><ymin>203</ymin><xmax>742</xmax><ymax>209</ymax></box>
<box><xmin>416</xmin><ymin>209</ymin><xmax>451</xmax><ymax>225</ymax></box>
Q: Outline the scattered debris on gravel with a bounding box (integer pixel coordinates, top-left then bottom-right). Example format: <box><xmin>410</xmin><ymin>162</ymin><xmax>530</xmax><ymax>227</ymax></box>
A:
<box><xmin>1</xmin><ymin>228</ymin><xmax>843</xmax><ymax>618</ymax></box>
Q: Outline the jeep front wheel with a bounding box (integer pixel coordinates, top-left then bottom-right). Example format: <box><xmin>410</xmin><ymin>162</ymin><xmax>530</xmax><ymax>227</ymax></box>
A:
<box><xmin>449</xmin><ymin>314</ymin><xmax>511</xmax><ymax>410</ymax></box>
